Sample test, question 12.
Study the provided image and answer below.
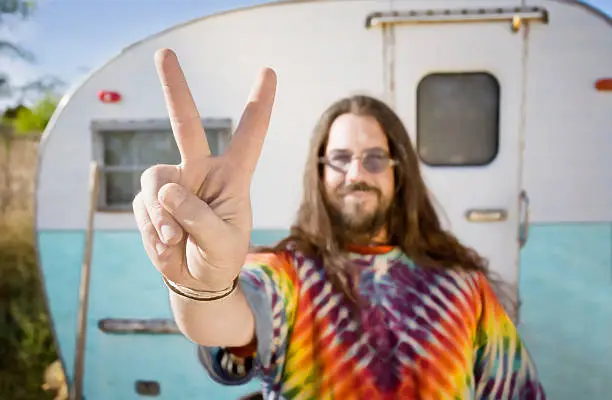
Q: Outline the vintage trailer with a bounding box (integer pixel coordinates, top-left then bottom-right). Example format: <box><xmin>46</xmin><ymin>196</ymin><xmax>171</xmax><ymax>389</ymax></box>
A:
<box><xmin>35</xmin><ymin>0</ymin><xmax>612</xmax><ymax>398</ymax></box>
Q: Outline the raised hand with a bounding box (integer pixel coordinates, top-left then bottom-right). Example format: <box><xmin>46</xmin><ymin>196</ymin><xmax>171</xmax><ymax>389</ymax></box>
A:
<box><xmin>133</xmin><ymin>48</ymin><xmax>277</xmax><ymax>292</ymax></box>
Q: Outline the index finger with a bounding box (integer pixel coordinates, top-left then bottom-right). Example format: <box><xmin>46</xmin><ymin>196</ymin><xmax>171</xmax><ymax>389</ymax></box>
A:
<box><xmin>225</xmin><ymin>67</ymin><xmax>277</xmax><ymax>177</ymax></box>
<box><xmin>155</xmin><ymin>48</ymin><xmax>210</xmax><ymax>164</ymax></box>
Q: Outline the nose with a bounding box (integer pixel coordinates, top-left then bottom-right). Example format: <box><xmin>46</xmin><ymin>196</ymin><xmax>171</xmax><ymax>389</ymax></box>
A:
<box><xmin>345</xmin><ymin>158</ymin><xmax>367</xmax><ymax>183</ymax></box>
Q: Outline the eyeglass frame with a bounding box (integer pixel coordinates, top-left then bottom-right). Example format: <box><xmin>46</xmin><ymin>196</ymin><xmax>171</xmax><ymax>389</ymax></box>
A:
<box><xmin>318</xmin><ymin>149</ymin><xmax>399</xmax><ymax>174</ymax></box>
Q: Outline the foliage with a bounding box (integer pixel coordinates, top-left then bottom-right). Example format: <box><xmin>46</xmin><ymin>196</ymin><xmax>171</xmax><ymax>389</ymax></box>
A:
<box><xmin>0</xmin><ymin>0</ymin><xmax>36</xmax><ymax>97</ymax></box>
<box><xmin>0</xmin><ymin>0</ymin><xmax>35</xmax><ymax>59</ymax></box>
<box><xmin>0</xmin><ymin>0</ymin><xmax>33</xmax><ymax>18</ymax></box>
<box><xmin>8</xmin><ymin>94</ymin><xmax>58</xmax><ymax>134</ymax></box>
<box><xmin>0</xmin><ymin>211</ymin><xmax>57</xmax><ymax>399</ymax></box>
<box><xmin>0</xmin><ymin>0</ymin><xmax>65</xmax><ymax>104</ymax></box>
<box><xmin>0</xmin><ymin>3</ymin><xmax>62</xmax><ymax>398</ymax></box>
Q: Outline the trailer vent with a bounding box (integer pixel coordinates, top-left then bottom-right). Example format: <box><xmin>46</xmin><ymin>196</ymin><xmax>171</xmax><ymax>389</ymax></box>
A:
<box><xmin>135</xmin><ymin>380</ymin><xmax>160</xmax><ymax>396</ymax></box>
<box><xmin>98</xmin><ymin>318</ymin><xmax>181</xmax><ymax>334</ymax></box>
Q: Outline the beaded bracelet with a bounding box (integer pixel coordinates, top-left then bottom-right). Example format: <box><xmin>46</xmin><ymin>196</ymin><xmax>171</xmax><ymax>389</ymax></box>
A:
<box><xmin>162</xmin><ymin>275</ymin><xmax>239</xmax><ymax>301</ymax></box>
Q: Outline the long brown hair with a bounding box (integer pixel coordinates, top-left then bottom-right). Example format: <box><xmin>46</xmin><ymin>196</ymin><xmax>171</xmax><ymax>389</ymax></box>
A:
<box><xmin>255</xmin><ymin>95</ymin><xmax>510</xmax><ymax>309</ymax></box>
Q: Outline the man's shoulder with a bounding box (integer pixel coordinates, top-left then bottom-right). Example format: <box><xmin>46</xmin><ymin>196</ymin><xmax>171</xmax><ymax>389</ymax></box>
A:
<box><xmin>244</xmin><ymin>249</ymin><xmax>293</xmax><ymax>265</ymax></box>
<box><xmin>246</xmin><ymin>239</ymin><xmax>317</xmax><ymax>264</ymax></box>
<box><xmin>243</xmin><ymin>243</ymin><xmax>320</xmax><ymax>280</ymax></box>
<box><xmin>244</xmin><ymin>240</ymin><xmax>304</xmax><ymax>269</ymax></box>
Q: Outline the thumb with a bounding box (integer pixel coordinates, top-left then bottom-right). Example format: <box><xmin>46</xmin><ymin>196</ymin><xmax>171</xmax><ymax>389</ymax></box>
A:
<box><xmin>158</xmin><ymin>183</ymin><xmax>226</xmax><ymax>248</ymax></box>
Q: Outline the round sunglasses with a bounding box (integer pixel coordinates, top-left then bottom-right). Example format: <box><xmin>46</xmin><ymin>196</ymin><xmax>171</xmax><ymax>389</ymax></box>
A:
<box><xmin>319</xmin><ymin>151</ymin><xmax>398</xmax><ymax>174</ymax></box>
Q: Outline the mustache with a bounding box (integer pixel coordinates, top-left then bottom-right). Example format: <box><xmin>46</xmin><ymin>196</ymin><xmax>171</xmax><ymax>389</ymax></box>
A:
<box><xmin>338</xmin><ymin>182</ymin><xmax>381</xmax><ymax>196</ymax></box>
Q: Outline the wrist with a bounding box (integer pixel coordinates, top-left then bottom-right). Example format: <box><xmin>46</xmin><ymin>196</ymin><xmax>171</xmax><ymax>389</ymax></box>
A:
<box><xmin>162</xmin><ymin>275</ymin><xmax>239</xmax><ymax>302</ymax></box>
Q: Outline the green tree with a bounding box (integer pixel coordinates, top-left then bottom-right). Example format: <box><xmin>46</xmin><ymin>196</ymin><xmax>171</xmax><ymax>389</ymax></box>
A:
<box><xmin>0</xmin><ymin>3</ymin><xmax>60</xmax><ymax>398</ymax></box>
<box><xmin>10</xmin><ymin>94</ymin><xmax>58</xmax><ymax>134</ymax></box>
<box><xmin>1</xmin><ymin>1</ymin><xmax>64</xmax><ymax>103</ymax></box>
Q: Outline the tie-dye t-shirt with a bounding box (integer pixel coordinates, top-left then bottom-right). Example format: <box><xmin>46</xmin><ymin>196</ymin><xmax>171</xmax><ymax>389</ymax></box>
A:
<box><xmin>198</xmin><ymin>245</ymin><xmax>546</xmax><ymax>399</ymax></box>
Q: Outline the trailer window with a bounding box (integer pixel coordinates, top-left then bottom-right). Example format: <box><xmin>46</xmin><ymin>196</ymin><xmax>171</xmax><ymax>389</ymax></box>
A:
<box><xmin>416</xmin><ymin>72</ymin><xmax>499</xmax><ymax>166</ymax></box>
<box><xmin>92</xmin><ymin>119</ymin><xmax>231</xmax><ymax>211</ymax></box>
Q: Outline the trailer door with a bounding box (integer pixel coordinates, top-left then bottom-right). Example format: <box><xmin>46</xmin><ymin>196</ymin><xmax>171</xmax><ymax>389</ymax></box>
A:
<box><xmin>370</xmin><ymin>6</ymin><xmax>547</xmax><ymax>319</ymax></box>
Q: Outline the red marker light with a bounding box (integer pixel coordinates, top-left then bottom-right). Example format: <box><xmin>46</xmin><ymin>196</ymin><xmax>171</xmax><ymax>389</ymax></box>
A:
<box><xmin>595</xmin><ymin>78</ymin><xmax>612</xmax><ymax>92</ymax></box>
<box><xmin>98</xmin><ymin>90</ymin><xmax>122</xmax><ymax>103</ymax></box>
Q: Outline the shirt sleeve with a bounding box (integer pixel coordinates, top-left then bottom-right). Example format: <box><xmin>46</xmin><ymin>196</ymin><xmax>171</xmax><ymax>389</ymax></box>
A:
<box><xmin>197</xmin><ymin>251</ymin><xmax>298</xmax><ymax>387</ymax></box>
<box><xmin>473</xmin><ymin>273</ymin><xmax>547</xmax><ymax>399</ymax></box>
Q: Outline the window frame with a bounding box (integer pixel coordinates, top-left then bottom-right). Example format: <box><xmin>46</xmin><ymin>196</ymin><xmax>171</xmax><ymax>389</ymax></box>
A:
<box><xmin>91</xmin><ymin>117</ymin><xmax>232</xmax><ymax>212</ymax></box>
<box><xmin>415</xmin><ymin>71</ymin><xmax>501</xmax><ymax>167</ymax></box>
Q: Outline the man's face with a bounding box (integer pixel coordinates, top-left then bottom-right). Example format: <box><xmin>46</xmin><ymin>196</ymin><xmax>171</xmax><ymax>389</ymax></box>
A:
<box><xmin>322</xmin><ymin>113</ymin><xmax>396</xmax><ymax>239</ymax></box>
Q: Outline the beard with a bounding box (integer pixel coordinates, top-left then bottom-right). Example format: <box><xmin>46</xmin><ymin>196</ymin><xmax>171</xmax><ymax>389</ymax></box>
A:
<box><xmin>327</xmin><ymin>182</ymin><xmax>391</xmax><ymax>241</ymax></box>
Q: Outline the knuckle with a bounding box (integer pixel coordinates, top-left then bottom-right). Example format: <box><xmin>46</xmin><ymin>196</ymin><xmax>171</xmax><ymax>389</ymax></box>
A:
<box><xmin>140</xmin><ymin>164</ymin><xmax>175</xmax><ymax>193</ymax></box>
<box><xmin>148</xmin><ymin>202</ymin><xmax>169</xmax><ymax>227</ymax></box>
<box><xmin>140</xmin><ymin>165</ymin><xmax>162</xmax><ymax>189</ymax></box>
<box><xmin>132</xmin><ymin>191</ymin><xmax>142</xmax><ymax>210</ymax></box>
<box><xmin>136</xmin><ymin>218</ymin><xmax>159</xmax><ymax>248</ymax></box>
<box><xmin>141</xmin><ymin>217</ymin><xmax>157</xmax><ymax>239</ymax></box>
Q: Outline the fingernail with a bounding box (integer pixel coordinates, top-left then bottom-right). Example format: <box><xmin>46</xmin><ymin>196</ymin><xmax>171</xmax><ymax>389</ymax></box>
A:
<box><xmin>162</xmin><ymin>185</ymin><xmax>186</xmax><ymax>210</ymax></box>
<box><xmin>155</xmin><ymin>242</ymin><xmax>166</xmax><ymax>255</ymax></box>
<box><xmin>160</xmin><ymin>224</ymin><xmax>179</xmax><ymax>243</ymax></box>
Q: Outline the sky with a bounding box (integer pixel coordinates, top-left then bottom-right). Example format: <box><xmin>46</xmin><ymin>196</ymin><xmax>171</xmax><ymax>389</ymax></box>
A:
<box><xmin>1</xmin><ymin>0</ymin><xmax>611</xmax><ymax>108</ymax></box>
<box><xmin>0</xmin><ymin>0</ymin><xmax>270</xmax><ymax>107</ymax></box>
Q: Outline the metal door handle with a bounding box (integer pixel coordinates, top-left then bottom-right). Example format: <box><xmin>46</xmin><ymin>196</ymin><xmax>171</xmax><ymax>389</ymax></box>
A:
<box><xmin>465</xmin><ymin>209</ymin><xmax>508</xmax><ymax>222</ymax></box>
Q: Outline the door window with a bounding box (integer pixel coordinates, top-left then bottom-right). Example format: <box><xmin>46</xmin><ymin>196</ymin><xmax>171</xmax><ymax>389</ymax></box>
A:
<box><xmin>416</xmin><ymin>72</ymin><xmax>500</xmax><ymax>166</ymax></box>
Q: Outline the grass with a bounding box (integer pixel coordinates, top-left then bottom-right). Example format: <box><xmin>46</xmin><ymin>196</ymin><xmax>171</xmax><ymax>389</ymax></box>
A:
<box><xmin>0</xmin><ymin>211</ymin><xmax>59</xmax><ymax>399</ymax></box>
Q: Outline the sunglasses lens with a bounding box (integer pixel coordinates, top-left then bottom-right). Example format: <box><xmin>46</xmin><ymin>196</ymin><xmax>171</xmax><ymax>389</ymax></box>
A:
<box><xmin>328</xmin><ymin>154</ymin><xmax>352</xmax><ymax>172</ymax></box>
<box><xmin>363</xmin><ymin>154</ymin><xmax>388</xmax><ymax>173</ymax></box>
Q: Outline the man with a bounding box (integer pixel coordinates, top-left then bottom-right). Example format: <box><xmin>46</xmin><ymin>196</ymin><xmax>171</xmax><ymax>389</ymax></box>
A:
<box><xmin>133</xmin><ymin>48</ymin><xmax>546</xmax><ymax>399</ymax></box>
